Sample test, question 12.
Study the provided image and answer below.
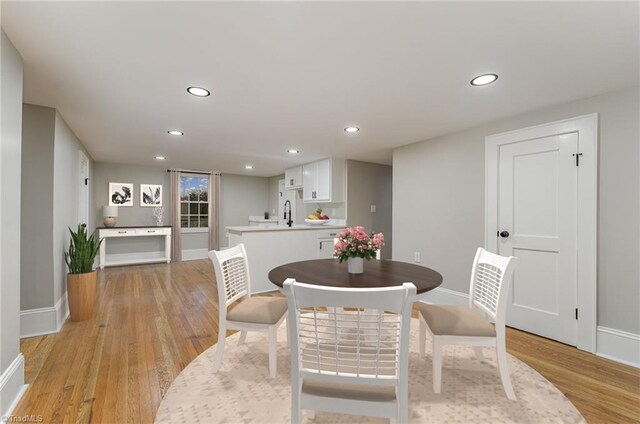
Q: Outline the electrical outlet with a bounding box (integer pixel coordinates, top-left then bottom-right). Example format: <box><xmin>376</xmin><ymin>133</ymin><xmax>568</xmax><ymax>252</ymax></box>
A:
<box><xmin>414</xmin><ymin>252</ymin><xmax>421</xmax><ymax>263</ymax></box>
<box><xmin>370</xmin><ymin>205</ymin><xmax>377</xmax><ymax>213</ymax></box>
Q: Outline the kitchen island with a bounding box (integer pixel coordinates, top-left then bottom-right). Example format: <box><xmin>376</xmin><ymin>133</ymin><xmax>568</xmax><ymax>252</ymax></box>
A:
<box><xmin>227</xmin><ymin>224</ymin><xmax>345</xmax><ymax>293</ymax></box>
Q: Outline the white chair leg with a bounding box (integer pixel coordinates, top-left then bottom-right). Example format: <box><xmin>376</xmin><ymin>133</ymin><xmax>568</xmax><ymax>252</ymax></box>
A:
<box><xmin>212</xmin><ymin>324</ymin><xmax>226</xmax><ymax>373</ymax></box>
<box><xmin>397</xmin><ymin>376</ymin><xmax>408</xmax><ymax>424</ymax></box>
<box><xmin>496</xmin><ymin>339</ymin><xmax>516</xmax><ymax>400</ymax></box>
<box><xmin>291</xmin><ymin>391</ymin><xmax>301</xmax><ymax>424</ymax></box>
<box><xmin>473</xmin><ymin>346</ymin><xmax>485</xmax><ymax>361</ymax></box>
<box><xmin>419</xmin><ymin>316</ymin><xmax>426</xmax><ymax>357</ymax></box>
<box><xmin>238</xmin><ymin>330</ymin><xmax>247</xmax><ymax>345</ymax></box>
<box><xmin>432</xmin><ymin>338</ymin><xmax>443</xmax><ymax>394</ymax></box>
<box><xmin>268</xmin><ymin>326</ymin><xmax>277</xmax><ymax>378</ymax></box>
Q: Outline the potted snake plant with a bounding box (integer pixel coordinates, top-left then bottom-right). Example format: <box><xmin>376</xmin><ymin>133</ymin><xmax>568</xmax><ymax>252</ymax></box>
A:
<box><xmin>64</xmin><ymin>224</ymin><xmax>103</xmax><ymax>321</ymax></box>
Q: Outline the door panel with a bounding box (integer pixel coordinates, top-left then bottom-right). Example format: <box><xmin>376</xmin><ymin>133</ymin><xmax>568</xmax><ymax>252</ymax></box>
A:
<box><xmin>513</xmin><ymin>150</ymin><xmax>558</xmax><ymax>236</ymax></box>
<box><xmin>78</xmin><ymin>151</ymin><xmax>90</xmax><ymax>226</ymax></box>
<box><xmin>498</xmin><ymin>133</ymin><xmax>578</xmax><ymax>346</ymax></box>
<box><xmin>511</xmin><ymin>248</ymin><xmax>559</xmax><ymax>315</ymax></box>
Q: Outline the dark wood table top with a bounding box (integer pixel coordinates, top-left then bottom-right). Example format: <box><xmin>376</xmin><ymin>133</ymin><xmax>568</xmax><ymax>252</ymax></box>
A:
<box><xmin>268</xmin><ymin>259</ymin><xmax>442</xmax><ymax>295</ymax></box>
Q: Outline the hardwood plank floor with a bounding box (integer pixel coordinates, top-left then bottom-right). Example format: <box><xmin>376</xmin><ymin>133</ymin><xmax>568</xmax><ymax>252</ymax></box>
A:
<box><xmin>12</xmin><ymin>260</ymin><xmax>640</xmax><ymax>423</ymax></box>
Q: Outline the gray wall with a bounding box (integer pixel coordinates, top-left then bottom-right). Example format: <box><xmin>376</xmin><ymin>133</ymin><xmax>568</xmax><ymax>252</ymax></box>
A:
<box><xmin>346</xmin><ymin>160</ymin><xmax>393</xmax><ymax>259</ymax></box>
<box><xmin>19</xmin><ymin>106</ymin><xmax>95</xmax><ymax>310</ymax></box>
<box><xmin>21</xmin><ymin>104</ymin><xmax>55</xmax><ymax>310</ymax></box>
<box><xmin>94</xmin><ymin>162</ymin><xmax>170</xmax><ymax>228</ymax></box>
<box><xmin>94</xmin><ymin>165</ymin><xmax>271</xmax><ymax>250</ymax></box>
<box><xmin>1</xmin><ymin>29</ymin><xmax>25</xmax><ymax>413</ymax></box>
<box><xmin>52</xmin><ymin>112</ymin><xmax>95</xmax><ymax>305</ymax></box>
<box><xmin>220</xmin><ymin>173</ymin><xmax>270</xmax><ymax>246</ymax></box>
<box><xmin>393</xmin><ymin>88</ymin><xmax>640</xmax><ymax>334</ymax></box>
<box><xmin>93</xmin><ymin>162</ymin><xmax>171</xmax><ymax>254</ymax></box>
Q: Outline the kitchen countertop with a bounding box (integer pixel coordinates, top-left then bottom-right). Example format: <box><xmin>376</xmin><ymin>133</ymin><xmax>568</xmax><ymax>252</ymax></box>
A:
<box><xmin>227</xmin><ymin>224</ymin><xmax>345</xmax><ymax>234</ymax></box>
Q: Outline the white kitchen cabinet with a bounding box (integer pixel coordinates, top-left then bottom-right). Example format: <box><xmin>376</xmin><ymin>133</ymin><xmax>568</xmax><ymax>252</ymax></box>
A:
<box><xmin>302</xmin><ymin>158</ymin><xmax>345</xmax><ymax>203</ymax></box>
<box><xmin>285</xmin><ymin>165</ymin><xmax>303</xmax><ymax>189</ymax></box>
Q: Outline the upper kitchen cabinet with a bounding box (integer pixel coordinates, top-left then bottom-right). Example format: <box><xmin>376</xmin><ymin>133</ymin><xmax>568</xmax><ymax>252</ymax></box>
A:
<box><xmin>302</xmin><ymin>158</ymin><xmax>345</xmax><ymax>203</ymax></box>
<box><xmin>285</xmin><ymin>165</ymin><xmax>303</xmax><ymax>189</ymax></box>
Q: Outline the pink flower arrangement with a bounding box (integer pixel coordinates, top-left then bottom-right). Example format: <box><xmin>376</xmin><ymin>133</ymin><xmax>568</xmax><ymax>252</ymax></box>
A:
<box><xmin>334</xmin><ymin>226</ymin><xmax>384</xmax><ymax>262</ymax></box>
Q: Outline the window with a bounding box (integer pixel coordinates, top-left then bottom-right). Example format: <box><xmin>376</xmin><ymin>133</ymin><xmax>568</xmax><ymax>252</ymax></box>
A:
<box><xmin>180</xmin><ymin>175</ymin><xmax>208</xmax><ymax>228</ymax></box>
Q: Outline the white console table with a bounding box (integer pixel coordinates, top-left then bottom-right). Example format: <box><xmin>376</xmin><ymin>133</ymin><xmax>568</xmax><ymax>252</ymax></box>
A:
<box><xmin>97</xmin><ymin>226</ymin><xmax>172</xmax><ymax>269</ymax></box>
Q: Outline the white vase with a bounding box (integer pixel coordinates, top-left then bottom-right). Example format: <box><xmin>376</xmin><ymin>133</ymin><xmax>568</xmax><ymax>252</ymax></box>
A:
<box><xmin>347</xmin><ymin>257</ymin><xmax>364</xmax><ymax>274</ymax></box>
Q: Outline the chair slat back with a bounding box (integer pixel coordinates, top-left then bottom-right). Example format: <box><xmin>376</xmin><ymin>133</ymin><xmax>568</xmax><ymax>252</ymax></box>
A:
<box><xmin>468</xmin><ymin>248</ymin><xmax>518</xmax><ymax>325</ymax></box>
<box><xmin>284</xmin><ymin>280</ymin><xmax>415</xmax><ymax>386</ymax></box>
<box><xmin>208</xmin><ymin>244</ymin><xmax>251</xmax><ymax>311</ymax></box>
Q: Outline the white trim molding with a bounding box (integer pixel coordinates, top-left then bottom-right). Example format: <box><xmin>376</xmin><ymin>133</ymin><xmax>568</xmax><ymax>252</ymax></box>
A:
<box><xmin>485</xmin><ymin>113</ymin><xmax>598</xmax><ymax>353</ymax></box>
<box><xmin>20</xmin><ymin>293</ymin><xmax>69</xmax><ymax>338</ymax></box>
<box><xmin>596</xmin><ymin>327</ymin><xmax>640</xmax><ymax>368</ymax></box>
<box><xmin>0</xmin><ymin>354</ymin><xmax>27</xmax><ymax>419</ymax></box>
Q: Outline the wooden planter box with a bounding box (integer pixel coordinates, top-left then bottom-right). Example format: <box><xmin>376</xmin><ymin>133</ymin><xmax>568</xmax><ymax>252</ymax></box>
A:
<box><xmin>67</xmin><ymin>271</ymin><xmax>97</xmax><ymax>321</ymax></box>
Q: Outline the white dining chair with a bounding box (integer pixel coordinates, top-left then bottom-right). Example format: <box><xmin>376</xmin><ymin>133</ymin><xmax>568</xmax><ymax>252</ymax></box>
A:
<box><xmin>209</xmin><ymin>243</ymin><xmax>288</xmax><ymax>378</ymax></box>
<box><xmin>284</xmin><ymin>278</ymin><xmax>416</xmax><ymax>423</ymax></box>
<box><xmin>418</xmin><ymin>247</ymin><xmax>519</xmax><ymax>400</ymax></box>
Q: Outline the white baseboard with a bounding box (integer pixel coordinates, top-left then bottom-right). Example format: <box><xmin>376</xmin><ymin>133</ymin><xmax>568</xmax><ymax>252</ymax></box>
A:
<box><xmin>20</xmin><ymin>293</ymin><xmax>69</xmax><ymax>339</ymax></box>
<box><xmin>596</xmin><ymin>326</ymin><xmax>640</xmax><ymax>368</ymax></box>
<box><xmin>0</xmin><ymin>354</ymin><xmax>27</xmax><ymax>419</ymax></box>
<box><xmin>420</xmin><ymin>287</ymin><xmax>469</xmax><ymax>306</ymax></box>
<box><xmin>182</xmin><ymin>248</ymin><xmax>208</xmax><ymax>261</ymax></box>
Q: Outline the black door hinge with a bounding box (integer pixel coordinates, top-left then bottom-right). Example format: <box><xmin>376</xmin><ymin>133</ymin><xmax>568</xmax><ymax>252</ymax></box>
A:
<box><xmin>572</xmin><ymin>153</ymin><xmax>583</xmax><ymax>166</ymax></box>
<box><xmin>575</xmin><ymin>308</ymin><xmax>578</xmax><ymax>320</ymax></box>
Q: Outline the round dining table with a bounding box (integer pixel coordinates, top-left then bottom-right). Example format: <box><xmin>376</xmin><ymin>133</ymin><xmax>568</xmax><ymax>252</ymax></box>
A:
<box><xmin>268</xmin><ymin>258</ymin><xmax>443</xmax><ymax>300</ymax></box>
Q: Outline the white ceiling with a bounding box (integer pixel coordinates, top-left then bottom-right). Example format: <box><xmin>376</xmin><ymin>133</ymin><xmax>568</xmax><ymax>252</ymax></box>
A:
<box><xmin>2</xmin><ymin>1</ymin><xmax>638</xmax><ymax>177</ymax></box>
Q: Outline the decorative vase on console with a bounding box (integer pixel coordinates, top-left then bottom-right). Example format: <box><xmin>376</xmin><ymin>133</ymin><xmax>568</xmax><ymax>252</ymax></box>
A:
<box><xmin>334</xmin><ymin>226</ymin><xmax>384</xmax><ymax>275</ymax></box>
<box><xmin>153</xmin><ymin>206</ymin><xmax>164</xmax><ymax>226</ymax></box>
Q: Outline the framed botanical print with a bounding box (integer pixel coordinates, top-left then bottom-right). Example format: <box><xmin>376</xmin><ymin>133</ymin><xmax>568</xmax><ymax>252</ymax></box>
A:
<box><xmin>109</xmin><ymin>182</ymin><xmax>133</xmax><ymax>206</ymax></box>
<box><xmin>140</xmin><ymin>184</ymin><xmax>162</xmax><ymax>207</ymax></box>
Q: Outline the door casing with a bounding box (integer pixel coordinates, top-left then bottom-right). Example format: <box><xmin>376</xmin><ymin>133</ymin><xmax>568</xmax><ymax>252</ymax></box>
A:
<box><xmin>485</xmin><ymin>113</ymin><xmax>598</xmax><ymax>353</ymax></box>
<box><xmin>78</xmin><ymin>150</ymin><xmax>90</xmax><ymax>227</ymax></box>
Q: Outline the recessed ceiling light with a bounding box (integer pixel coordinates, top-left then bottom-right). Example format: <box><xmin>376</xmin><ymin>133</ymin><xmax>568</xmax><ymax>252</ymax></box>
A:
<box><xmin>167</xmin><ymin>130</ymin><xmax>184</xmax><ymax>136</ymax></box>
<box><xmin>187</xmin><ymin>86</ymin><xmax>211</xmax><ymax>97</ymax></box>
<box><xmin>244</xmin><ymin>164</ymin><xmax>253</xmax><ymax>170</ymax></box>
<box><xmin>344</xmin><ymin>126</ymin><xmax>360</xmax><ymax>133</ymax></box>
<box><xmin>155</xmin><ymin>156</ymin><xmax>166</xmax><ymax>160</ymax></box>
<box><xmin>287</xmin><ymin>149</ymin><xmax>300</xmax><ymax>154</ymax></box>
<box><xmin>470</xmin><ymin>73</ymin><xmax>498</xmax><ymax>86</ymax></box>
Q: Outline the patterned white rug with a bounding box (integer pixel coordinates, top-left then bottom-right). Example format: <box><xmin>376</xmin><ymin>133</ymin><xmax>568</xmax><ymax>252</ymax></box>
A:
<box><xmin>155</xmin><ymin>321</ymin><xmax>585</xmax><ymax>423</ymax></box>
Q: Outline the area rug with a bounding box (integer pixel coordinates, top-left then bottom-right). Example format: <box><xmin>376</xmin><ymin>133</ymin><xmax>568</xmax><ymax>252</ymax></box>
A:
<box><xmin>155</xmin><ymin>320</ymin><xmax>585</xmax><ymax>423</ymax></box>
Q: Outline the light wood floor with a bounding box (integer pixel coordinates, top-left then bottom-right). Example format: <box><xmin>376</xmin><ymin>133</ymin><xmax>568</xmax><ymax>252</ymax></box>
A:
<box><xmin>13</xmin><ymin>260</ymin><xmax>640</xmax><ymax>423</ymax></box>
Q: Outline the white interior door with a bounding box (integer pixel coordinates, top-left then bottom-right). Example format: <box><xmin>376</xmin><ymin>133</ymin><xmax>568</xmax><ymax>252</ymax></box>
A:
<box><xmin>497</xmin><ymin>133</ymin><xmax>578</xmax><ymax>346</ymax></box>
<box><xmin>78</xmin><ymin>151</ymin><xmax>90</xmax><ymax>226</ymax></box>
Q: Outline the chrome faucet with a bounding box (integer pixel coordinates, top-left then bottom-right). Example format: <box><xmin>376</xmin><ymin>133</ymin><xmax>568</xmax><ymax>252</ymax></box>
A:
<box><xmin>283</xmin><ymin>200</ymin><xmax>293</xmax><ymax>227</ymax></box>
